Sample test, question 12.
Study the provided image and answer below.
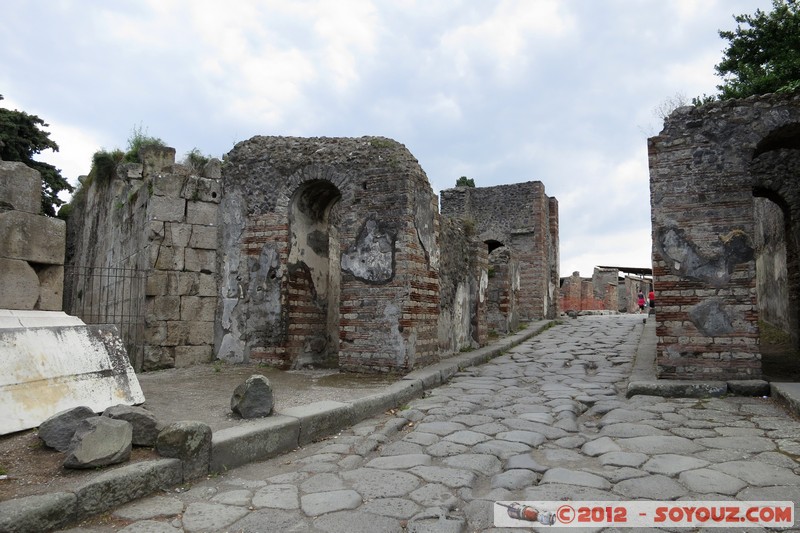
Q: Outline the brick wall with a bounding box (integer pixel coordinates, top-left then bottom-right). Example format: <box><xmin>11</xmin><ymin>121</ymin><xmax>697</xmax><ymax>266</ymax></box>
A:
<box><xmin>440</xmin><ymin>181</ymin><xmax>559</xmax><ymax>320</ymax></box>
<box><xmin>649</xmin><ymin>93</ymin><xmax>800</xmax><ymax>380</ymax></box>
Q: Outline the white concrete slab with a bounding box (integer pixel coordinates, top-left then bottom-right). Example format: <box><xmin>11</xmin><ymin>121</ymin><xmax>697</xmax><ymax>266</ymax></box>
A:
<box><xmin>0</xmin><ymin>324</ymin><xmax>145</xmax><ymax>435</ymax></box>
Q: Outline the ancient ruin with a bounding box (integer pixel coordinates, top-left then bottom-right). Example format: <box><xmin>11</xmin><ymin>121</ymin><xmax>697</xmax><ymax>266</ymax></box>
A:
<box><xmin>648</xmin><ymin>92</ymin><xmax>800</xmax><ymax>380</ymax></box>
<box><xmin>560</xmin><ymin>267</ymin><xmax>652</xmax><ymax>314</ymax></box>
<box><xmin>63</xmin><ymin>136</ymin><xmax>560</xmax><ymax>374</ymax></box>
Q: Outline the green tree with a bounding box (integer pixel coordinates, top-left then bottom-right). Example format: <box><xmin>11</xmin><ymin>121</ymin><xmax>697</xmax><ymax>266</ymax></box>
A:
<box><xmin>456</xmin><ymin>176</ymin><xmax>475</xmax><ymax>187</ymax></box>
<box><xmin>0</xmin><ymin>95</ymin><xmax>73</xmax><ymax>216</ymax></box>
<box><xmin>714</xmin><ymin>0</ymin><xmax>800</xmax><ymax>100</ymax></box>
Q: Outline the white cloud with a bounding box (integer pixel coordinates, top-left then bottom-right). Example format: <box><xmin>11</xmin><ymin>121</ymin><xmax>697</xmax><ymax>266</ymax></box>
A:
<box><xmin>439</xmin><ymin>0</ymin><xmax>574</xmax><ymax>82</ymax></box>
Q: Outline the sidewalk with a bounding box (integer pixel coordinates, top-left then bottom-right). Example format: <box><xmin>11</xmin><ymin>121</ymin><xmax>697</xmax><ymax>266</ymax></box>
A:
<box><xmin>0</xmin><ymin>319</ymin><xmax>556</xmax><ymax>532</ymax></box>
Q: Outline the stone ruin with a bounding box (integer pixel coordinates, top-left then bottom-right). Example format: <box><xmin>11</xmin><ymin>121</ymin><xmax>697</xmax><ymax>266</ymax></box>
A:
<box><xmin>560</xmin><ymin>267</ymin><xmax>652</xmax><ymax>315</ymax></box>
<box><xmin>64</xmin><ymin>136</ymin><xmax>560</xmax><ymax>374</ymax></box>
<box><xmin>649</xmin><ymin>91</ymin><xmax>800</xmax><ymax>380</ymax></box>
<box><xmin>0</xmin><ymin>160</ymin><xmax>65</xmax><ymax>310</ymax></box>
<box><xmin>0</xmin><ymin>159</ymin><xmax>144</xmax><ymax>436</ymax></box>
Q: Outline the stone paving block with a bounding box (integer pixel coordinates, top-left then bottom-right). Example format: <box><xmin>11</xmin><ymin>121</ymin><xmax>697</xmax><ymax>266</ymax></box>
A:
<box><xmin>311</xmin><ymin>510</ymin><xmax>403</xmax><ymax>533</ymax></box>
<box><xmin>366</xmin><ymin>453</ymin><xmax>432</xmax><ymax>470</ymax></box>
<box><xmin>539</xmin><ymin>467</ymin><xmax>611</xmax><ymax>489</ymax></box>
<box><xmin>300</xmin><ymin>489</ymin><xmax>362</xmax><ymax>516</ymax></box>
<box><xmin>678</xmin><ymin>468</ymin><xmax>747</xmax><ymax>495</ymax></box>
<box><xmin>613</xmin><ymin>474</ymin><xmax>687</xmax><ymax>500</ymax></box>
<box><xmin>112</xmin><ymin>495</ymin><xmax>184</xmax><ymax>521</ymax></box>
<box><xmin>210</xmin><ymin>415</ymin><xmax>299</xmax><ymax>472</ymax></box>
<box><xmin>251</xmin><ymin>484</ymin><xmax>299</xmax><ymax>510</ymax></box>
<box><xmin>341</xmin><ymin>468</ymin><xmax>421</xmax><ymax>498</ymax></box>
<box><xmin>181</xmin><ymin>502</ymin><xmax>249</xmax><ymax>532</ymax></box>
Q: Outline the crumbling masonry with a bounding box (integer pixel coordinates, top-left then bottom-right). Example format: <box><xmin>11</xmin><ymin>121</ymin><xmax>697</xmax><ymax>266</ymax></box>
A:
<box><xmin>648</xmin><ymin>92</ymin><xmax>800</xmax><ymax>380</ymax></box>
<box><xmin>64</xmin><ymin>136</ymin><xmax>559</xmax><ymax>373</ymax></box>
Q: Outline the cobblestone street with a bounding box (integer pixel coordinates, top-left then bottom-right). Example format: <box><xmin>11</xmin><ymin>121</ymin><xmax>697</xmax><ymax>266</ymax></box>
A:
<box><xmin>63</xmin><ymin>315</ymin><xmax>800</xmax><ymax>532</ymax></box>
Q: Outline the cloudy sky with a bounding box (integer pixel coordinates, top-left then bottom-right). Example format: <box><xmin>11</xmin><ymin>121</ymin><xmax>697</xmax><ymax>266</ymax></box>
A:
<box><xmin>1</xmin><ymin>0</ymin><xmax>772</xmax><ymax>277</ymax></box>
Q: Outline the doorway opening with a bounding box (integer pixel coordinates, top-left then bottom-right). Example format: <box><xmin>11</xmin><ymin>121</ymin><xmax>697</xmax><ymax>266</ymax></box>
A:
<box><xmin>287</xmin><ymin>180</ymin><xmax>342</xmax><ymax>369</ymax></box>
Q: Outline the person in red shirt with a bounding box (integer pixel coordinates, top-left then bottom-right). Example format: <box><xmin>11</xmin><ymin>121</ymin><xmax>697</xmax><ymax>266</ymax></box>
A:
<box><xmin>637</xmin><ymin>291</ymin><xmax>645</xmax><ymax>313</ymax></box>
<box><xmin>648</xmin><ymin>290</ymin><xmax>655</xmax><ymax>313</ymax></box>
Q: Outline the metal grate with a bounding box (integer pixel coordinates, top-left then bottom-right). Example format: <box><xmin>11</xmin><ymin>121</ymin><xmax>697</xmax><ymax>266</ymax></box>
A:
<box><xmin>63</xmin><ymin>265</ymin><xmax>146</xmax><ymax>371</ymax></box>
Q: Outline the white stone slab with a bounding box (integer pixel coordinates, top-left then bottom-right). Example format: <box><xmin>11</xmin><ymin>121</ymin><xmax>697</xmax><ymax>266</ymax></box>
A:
<box><xmin>0</xmin><ymin>324</ymin><xmax>145</xmax><ymax>435</ymax></box>
<box><xmin>0</xmin><ymin>310</ymin><xmax>85</xmax><ymax>328</ymax></box>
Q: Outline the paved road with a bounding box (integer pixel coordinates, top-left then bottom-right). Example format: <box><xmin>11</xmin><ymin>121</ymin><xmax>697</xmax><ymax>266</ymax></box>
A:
<box><xmin>61</xmin><ymin>315</ymin><xmax>800</xmax><ymax>532</ymax></box>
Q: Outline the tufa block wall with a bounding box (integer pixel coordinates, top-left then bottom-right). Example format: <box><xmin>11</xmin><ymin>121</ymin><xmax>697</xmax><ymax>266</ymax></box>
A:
<box><xmin>0</xmin><ymin>161</ymin><xmax>66</xmax><ymax>310</ymax></box>
<box><xmin>65</xmin><ymin>147</ymin><xmax>222</xmax><ymax>371</ymax></box>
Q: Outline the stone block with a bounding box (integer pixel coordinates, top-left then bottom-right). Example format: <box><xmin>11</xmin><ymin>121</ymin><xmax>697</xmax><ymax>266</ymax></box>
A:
<box><xmin>145</xmin><ymin>271</ymin><xmax>169</xmax><ymax>296</ymax></box>
<box><xmin>231</xmin><ymin>375</ymin><xmax>274</xmax><ymax>419</ymax></box>
<box><xmin>156</xmin><ymin>421</ymin><xmax>212</xmax><ymax>480</ymax></box>
<box><xmin>143</xmin><ymin>321</ymin><xmax>167</xmax><ymax>344</ymax></box>
<box><xmin>164</xmin><ymin>223</ymin><xmax>193</xmax><ymax>247</ymax></box>
<box><xmin>151</xmin><ymin>173</ymin><xmax>185</xmax><ymax>197</ymax></box>
<box><xmin>197</xmin><ymin>273</ymin><xmax>217</xmax><ymax>296</ymax></box>
<box><xmin>0</xmin><ymin>210</ymin><xmax>65</xmax><ymax>264</ymax></box>
<box><xmin>153</xmin><ymin>245</ymin><xmax>184</xmax><ymax>271</ymax></box>
<box><xmin>203</xmin><ymin>159</ymin><xmax>222</xmax><ymax>180</ymax></box>
<box><xmin>181</xmin><ymin>296</ymin><xmax>216</xmax><ymax>322</ymax></box>
<box><xmin>146</xmin><ymin>296</ymin><xmax>181</xmax><ymax>321</ymax></box>
<box><xmin>0</xmin><ymin>257</ymin><xmax>39</xmax><ymax>309</ymax></box>
<box><xmin>727</xmin><ymin>379</ymin><xmax>770</xmax><ymax>396</ymax></box>
<box><xmin>142</xmin><ymin>345</ymin><xmax>174</xmax><ymax>370</ymax></box>
<box><xmin>184</xmin><ymin>248</ymin><xmax>216</xmax><ymax>273</ymax></box>
<box><xmin>38</xmin><ymin>406</ymin><xmax>97</xmax><ymax>452</ymax></box>
<box><xmin>63</xmin><ymin>417</ymin><xmax>133</xmax><ymax>469</ymax></box>
<box><xmin>186</xmin><ymin>321</ymin><xmax>215</xmax><ymax>345</ymax></box>
<box><xmin>0</xmin><ymin>492</ymin><xmax>77</xmax><ymax>533</ymax></box>
<box><xmin>188</xmin><ymin>224</ymin><xmax>218</xmax><ymax>249</ymax></box>
<box><xmin>183</xmin><ymin>175</ymin><xmax>221</xmax><ymax>203</ymax></box>
<box><xmin>118</xmin><ymin>162</ymin><xmax>143</xmax><ymax>180</ymax></box>
<box><xmin>0</xmin><ymin>161</ymin><xmax>41</xmax><ymax>213</ymax></box>
<box><xmin>174</xmin><ymin>345</ymin><xmax>212</xmax><ymax>367</ymax></box>
<box><xmin>164</xmin><ymin>321</ymin><xmax>188</xmax><ymax>346</ymax></box>
<box><xmin>74</xmin><ymin>458</ymin><xmax>182</xmax><ymax>519</ymax></box>
<box><xmin>37</xmin><ymin>265</ymin><xmax>64</xmax><ymax>311</ymax></box>
<box><xmin>210</xmin><ymin>415</ymin><xmax>299</xmax><ymax>472</ymax></box>
<box><xmin>148</xmin><ymin>195</ymin><xmax>185</xmax><ymax>222</ymax></box>
<box><xmin>280</xmin><ymin>401</ymin><xmax>355</xmax><ymax>445</ymax></box>
<box><xmin>103</xmin><ymin>404</ymin><xmax>163</xmax><ymax>447</ymax></box>
<box><xmin>186</xmin><ymin>201</ymin><xmax>218</xmax><ymax>225</ymax></box>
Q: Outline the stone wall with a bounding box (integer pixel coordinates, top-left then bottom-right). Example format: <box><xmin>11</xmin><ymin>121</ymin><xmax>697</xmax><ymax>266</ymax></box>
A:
<box><xmin>559</xmin><ymin>268</ymin><xmax>619</xmax><ymax>313</ymax></box>
<box><xmin>65</xmin><ymin>136</ymin><xmax>559</xmax><ymax>374</ymax></box>
<box><xmin>486</xmin><ymin>246</ymin><xmax>519</xmax><ymax>335</ymax></box>
<box><xmin>218</xmin><ymin>136</ymin><xmax>441</xmax><ymax>373</ymax></box>
<box><xmin>440</xmin><ymin>181</ymin><xmax>559</xmax><ymax>320</ymax></box>
<box><xmin>437</xmin><ymin>217</ymin><xmax>488</xmax><ymax>352</ymax></box>
<box><xmin>65</xmin><ymin>148</ymin><xmax>221</xmax><ymax>370</ymax></box>
<box><xmin>0</xmin><ymin>160</ymin><xmax>65</xmax><ymax>310</ymax></box>
<box><xmin>648</xmin><ymin>92</ymin><xmax>800</xmax><ymax>380</ymax></box>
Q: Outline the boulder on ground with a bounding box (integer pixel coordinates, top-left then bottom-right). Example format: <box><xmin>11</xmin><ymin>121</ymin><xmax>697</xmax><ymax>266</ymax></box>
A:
<box><xmin>102</xmin><ymin>404</ymin><xmax>162</xmax><ymax>446</ymax></box>
<box><xmin>63</xmin><ymin>417</ymin><xmax>132</xmax><ymax>469</ymax></box>
<box><xmin>156</xmin><ymin>421</ymin><xmax>212</xmax><ymax>480</ymax></box>
<box><xmin>231</xmin><ymin>374</ymin><xmax>274</xmax><ymax>419</ymax></box>
<box><xmin>38</xmin><ymin>406</ymin><xmax>96</xmax><ymax>452</ymax></box>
